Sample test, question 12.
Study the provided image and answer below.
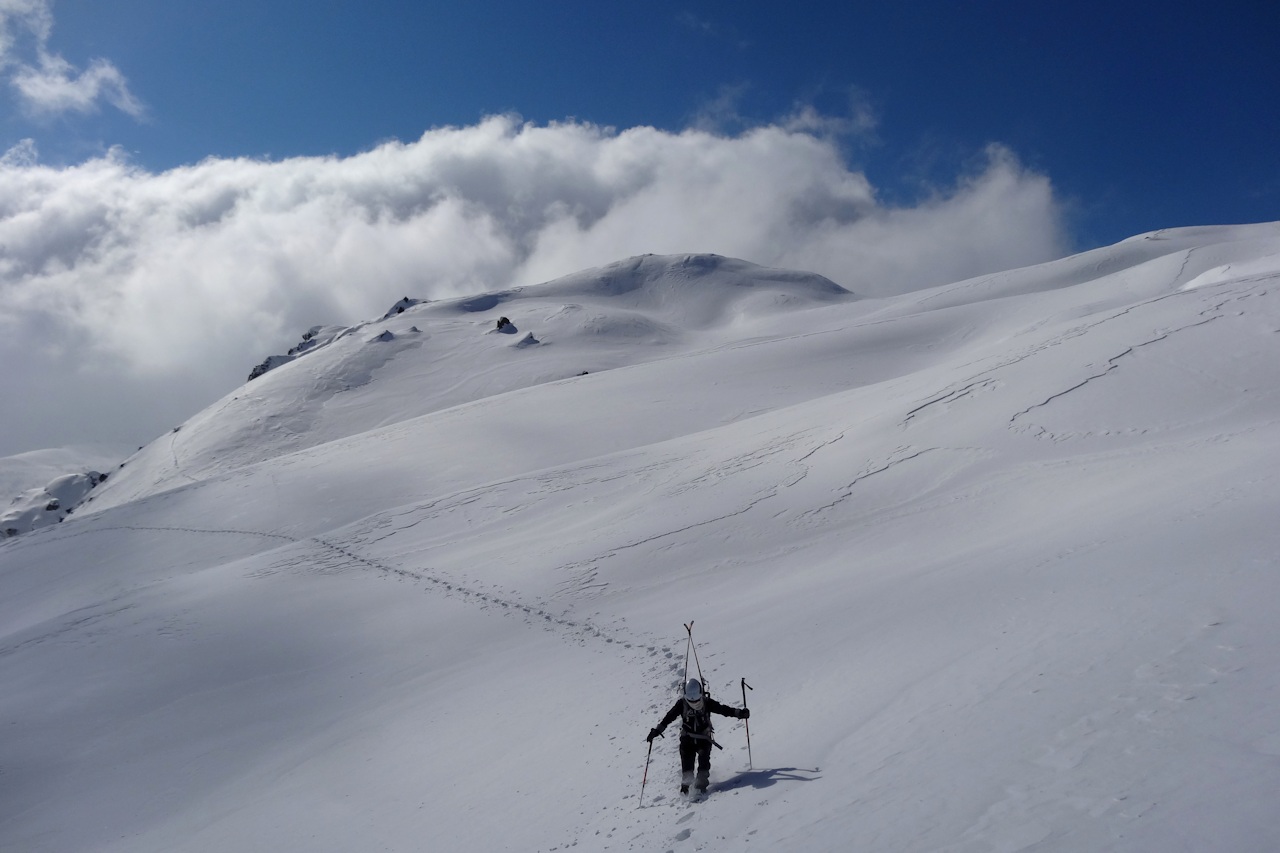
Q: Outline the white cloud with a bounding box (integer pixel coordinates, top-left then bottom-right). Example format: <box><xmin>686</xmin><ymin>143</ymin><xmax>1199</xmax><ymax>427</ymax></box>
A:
<box><xmin>0</xmin><ymin>115</ymin><xmax>1069</xmax><ymax>455</ymax></box>
<box><xmin>0</xmin><ymin>0</ymin><xmax>142</xmax><ymax>117</ymax></box>
<box><xmin>12</xmin><ymin>52</ymin><xmax>143</xmax><ymax>117</ymax></box>
<box><xmin>0</xmin><ymin>0</ymin><xmax>53</xmax><ymax>52</ymax></box>
<box><xmin>0</xmin><ymin>134</ymin><xmax>35</xmax><ymax>165</ymax></box>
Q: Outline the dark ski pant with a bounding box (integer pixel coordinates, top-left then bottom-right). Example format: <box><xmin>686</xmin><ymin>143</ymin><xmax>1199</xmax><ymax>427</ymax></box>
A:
<box><xmin>679</xmin><ymin>735</ymin><xmax>712</xmax><ymax>790</ymax></box>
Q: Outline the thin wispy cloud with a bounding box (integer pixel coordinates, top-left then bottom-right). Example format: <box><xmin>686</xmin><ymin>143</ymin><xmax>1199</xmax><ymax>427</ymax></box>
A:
<box><xmin>677</xmin><ymin>11</ymin><xmax>751</xmax><ymax>50</ymax></box>
<box><xmin>780</xmin><ymin>88</ymin><xmax>880</xmax><ymax>141</ymax></box>
<box><xmin>689</xmin><ymin>83</ymin><xmax>752</xmax><ymax>133</ymax></box>
<box><xmin>692</xmin><ymin>84</ymin><xmax>879</xmax><ymax>147</ymax></box>
<box><xmin>0</xmin><ymin>115</ymin><xmax>1067</xmax><ymax>454</ymax></box>
<box><xmin>0</xmin><ymin>0</ymin><xmax>142</xmax><ymax>118</ymax></box>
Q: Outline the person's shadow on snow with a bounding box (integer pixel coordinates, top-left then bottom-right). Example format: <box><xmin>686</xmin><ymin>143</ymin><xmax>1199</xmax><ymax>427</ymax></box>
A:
<box><xmin>710</xmin><ymin>767</ymin><xmax>821</xmax><ymax>793</ymax></box>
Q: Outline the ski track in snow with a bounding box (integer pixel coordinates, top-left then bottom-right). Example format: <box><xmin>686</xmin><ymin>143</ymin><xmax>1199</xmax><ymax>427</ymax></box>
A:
<box><xmin>11</xmin><ymin>513</ymin><xmax>736</xmax><ymax>836</ymax></box>
<box><xmin>26</xmin><ymin>517</ymin><xmax>683</xmax><ymax>671</ymax></box>
<box><xmin>166</xmin><ymin>430</ymin><xmax>201</xmax><ymax>485</ymax></box>
<box><xmin>1007</xmin><ymin>314</ymin><xmax>1222</xmax><ymax>438</ymax></box>
<box><xmin>6</xmin><ymin>512</ymin><xmax>786</xmax><ymax>853</ymax></box>
<box><xmin>283</xmin><ymin>524</ymin><xmax>763</xmax><ymax>848</ymax></box>
<box><xmin>1012</xmin><ymin>282</ymin><xmax>1273</xmax><ymax>442</ymax></box>
<box><xmin>0</xmin><ymin>600</ymin><xmax>139</xmax><ymax>659</ymax></box>
<box><xmin>801</xmin><ymin>446</ymin><xmax>938</xmax><ymax>517</ymax></box>
<box><xmin>903</xmin><ymin>279</ymin><xmax>1270</xmax><ymax>443</ymax></box>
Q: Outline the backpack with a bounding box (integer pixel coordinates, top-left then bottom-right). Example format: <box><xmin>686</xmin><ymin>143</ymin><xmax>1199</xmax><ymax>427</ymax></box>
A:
<box><xmin>681</xmin><ymin>699</ymin><xmax>712</xmax><ymax>736</ymax></box>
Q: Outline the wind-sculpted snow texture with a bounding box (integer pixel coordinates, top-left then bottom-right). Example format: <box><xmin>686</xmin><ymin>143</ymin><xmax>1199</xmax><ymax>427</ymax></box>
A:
<box><xmin>2</xmin><ymin>231</ymin><xmax>1280</xmax><ymax>851</ymax></box>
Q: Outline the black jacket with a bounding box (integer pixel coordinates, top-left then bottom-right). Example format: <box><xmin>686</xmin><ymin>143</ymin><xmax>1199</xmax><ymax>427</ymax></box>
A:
<box><xmin>654</xmin><ymin>696</ymin><xmax>745</xmax><ymax>741</ymax></box>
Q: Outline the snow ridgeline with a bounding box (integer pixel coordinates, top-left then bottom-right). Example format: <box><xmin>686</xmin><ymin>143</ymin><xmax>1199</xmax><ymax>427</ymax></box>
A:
<box><xmin>81</xmin><ymin>253</ymin><xmax>852</xmax><ymax>515</ymax></box>
<box><xmin>243</xmin><ymin>255</ymin><xmax>847</xmax><ymax>382</ymax></box>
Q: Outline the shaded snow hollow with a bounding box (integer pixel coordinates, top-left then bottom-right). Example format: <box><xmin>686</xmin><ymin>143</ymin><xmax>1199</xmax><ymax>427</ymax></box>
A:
<box><xmin>3</xmin><ymin>230</ymin><xmax>1280</xmax><ymax>852</ymax></box>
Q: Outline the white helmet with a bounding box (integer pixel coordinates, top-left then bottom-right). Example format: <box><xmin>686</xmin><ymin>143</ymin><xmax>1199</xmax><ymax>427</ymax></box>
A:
<box><xmin>684</xmin><ymin>678</ymin><xmax>703</xmax><ymax>702</ymax></box>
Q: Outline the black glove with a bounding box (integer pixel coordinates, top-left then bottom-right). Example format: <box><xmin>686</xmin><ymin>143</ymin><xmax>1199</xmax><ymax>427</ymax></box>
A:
<box><xmin>740</xmin><ymin>707</ymin><xmax>750</xmax><ymax>720</ymax></box>
<box><xmin>647</xmin><ymin>727</ymin><xmax>663</xmax><ymax>742</ymax></box>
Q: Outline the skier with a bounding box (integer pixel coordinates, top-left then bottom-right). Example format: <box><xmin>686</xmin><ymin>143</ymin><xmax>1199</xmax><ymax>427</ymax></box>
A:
<box><xmin>647</xmin><ymin>678</ymin><xmax>749</xmax><ymax>795</ymax></box>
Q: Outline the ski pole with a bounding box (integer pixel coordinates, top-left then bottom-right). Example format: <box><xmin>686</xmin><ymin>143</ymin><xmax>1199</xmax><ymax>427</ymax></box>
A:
<box><xmin>639</xmin><ymin>738</ymin><xmax>654</xmax><ymax>808</ymax></box>
<box><xmin>741</xmin><ymin>677</ymin><xmax>753</xmax><ymax>770</ymax></box>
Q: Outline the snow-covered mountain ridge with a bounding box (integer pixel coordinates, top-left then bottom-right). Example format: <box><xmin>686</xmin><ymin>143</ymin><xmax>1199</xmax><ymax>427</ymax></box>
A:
<box><xmin>3</xmin><ymin>225</ymin><xmax>1280</xmax><ymax>852</ymax></box>
<box><xmin>82</xmin><ymin>253</ymin><xmax>852</xmax><ymax>514</ymax></box>
<box><xmin>0</xmin><ymin>446</ymin><xmax>125</xmax><ymax>538</ymax></box>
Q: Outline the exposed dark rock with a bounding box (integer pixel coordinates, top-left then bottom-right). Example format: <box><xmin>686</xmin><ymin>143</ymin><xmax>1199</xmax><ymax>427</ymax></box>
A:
<box><xmin>248</xmin><ymin>354</ymin><xmax>296</xmax><ymax>381</ymax></box>
<box><xmin>381</xmin><ymin>297</ymin><xmax>424</xmax><ymax>320</ymax></box>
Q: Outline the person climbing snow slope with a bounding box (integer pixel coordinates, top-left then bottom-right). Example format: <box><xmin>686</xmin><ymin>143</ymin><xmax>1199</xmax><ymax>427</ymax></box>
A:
<box><xmin>647</xmin><ymin>678</ymin><xmax>748</xmax><ymax>795</ymax></box>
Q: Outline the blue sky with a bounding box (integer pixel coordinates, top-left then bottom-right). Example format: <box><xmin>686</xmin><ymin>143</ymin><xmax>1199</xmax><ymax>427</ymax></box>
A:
<box><xmin>0</xmin><ymin>0</ymin><xmax>1277</xmax><ymax>457</ymax></box>
<box><xmin>9</xmin><ymin>1</ymin><xmax>1278</xmax><ymax>246</ymax></box>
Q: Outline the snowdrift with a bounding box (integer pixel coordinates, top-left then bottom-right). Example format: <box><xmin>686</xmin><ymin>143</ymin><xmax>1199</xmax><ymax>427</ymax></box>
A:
<box><xmin>3</xmin><ymin>227</ymin><xmax>1280</xmax><ymax>852</ymax></box>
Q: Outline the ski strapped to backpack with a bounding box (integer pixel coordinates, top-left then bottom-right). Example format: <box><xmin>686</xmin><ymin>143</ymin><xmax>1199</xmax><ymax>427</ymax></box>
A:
<box><xmin>683</xmin><ymin>621</ymin><xmax>704</xmax><ymax>689</ymax></box>
<box><xmin>682</xmin><ymin>622</ymin><xmax>722</xmax><ymax>748</ymax></box>
<box><xmin>680</xmin><ymin>617</ymin><xmax>732</xmax><ymax>753</ymax></box>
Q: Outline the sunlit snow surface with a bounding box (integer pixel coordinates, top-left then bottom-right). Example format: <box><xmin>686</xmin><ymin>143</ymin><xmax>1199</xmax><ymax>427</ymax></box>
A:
<box><xmin>2</xmin><ymin>231</ymin><xmax>1279</xmax><ymax>852</ymax></box>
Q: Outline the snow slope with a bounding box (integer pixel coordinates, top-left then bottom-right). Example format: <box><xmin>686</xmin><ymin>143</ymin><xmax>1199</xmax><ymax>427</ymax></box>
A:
<box><xmin>2</xmin><ymin>228</ymin><xmax>1279</xmax><ymax>852</ymax></box>
<box><xmin>82</xmin><ymin>254</ymin><xmax>852</xmax><ymax>513</ymax></box>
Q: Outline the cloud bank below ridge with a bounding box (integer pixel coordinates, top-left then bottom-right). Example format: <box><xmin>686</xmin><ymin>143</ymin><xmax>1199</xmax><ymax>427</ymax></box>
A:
<box><xmin>0</xmin><ymin>115</ymin><xmax>1068</xmax><ymax>455</ymax></box>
